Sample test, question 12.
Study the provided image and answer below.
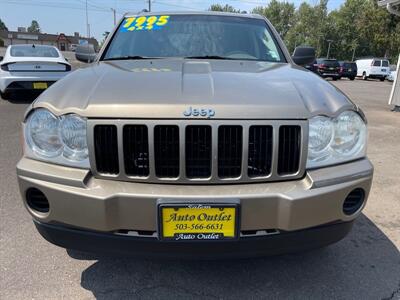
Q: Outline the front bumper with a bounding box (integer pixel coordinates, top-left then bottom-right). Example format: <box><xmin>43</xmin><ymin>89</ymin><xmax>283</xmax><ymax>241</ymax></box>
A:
<box><xmin>368</xmin><ymin>74</ymin><xmax>388</xmax><ymax>79</ymax></box>
<box><xmin>17</xmin><ymin>157</ymin><xmax>373</xmax><ymax>233</ymax></box>
<box><xmin>34</xmin><ymin>219</ymin><xmax>354</xmax><ymax>258</ymax></box>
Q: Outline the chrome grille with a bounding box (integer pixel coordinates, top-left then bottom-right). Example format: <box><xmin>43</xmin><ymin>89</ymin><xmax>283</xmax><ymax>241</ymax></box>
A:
<box><xmin>89</xmin><ymin>120</ymin><xmax>308</xmax><ymax>184</ymax></box>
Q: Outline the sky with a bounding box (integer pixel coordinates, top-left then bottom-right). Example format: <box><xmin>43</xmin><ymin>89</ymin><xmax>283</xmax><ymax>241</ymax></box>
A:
<box><xmin>0</xmin><ymin>0</ymin><xmax>344</xmax><ymax>41</ymax></box>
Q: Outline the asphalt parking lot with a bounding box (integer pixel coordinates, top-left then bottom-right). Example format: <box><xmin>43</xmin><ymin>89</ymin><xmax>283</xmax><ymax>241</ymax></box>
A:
<box><xmin>0</xmin><ymin>74</ymin><xmax>399</xmax><ymax>299</ymax></box>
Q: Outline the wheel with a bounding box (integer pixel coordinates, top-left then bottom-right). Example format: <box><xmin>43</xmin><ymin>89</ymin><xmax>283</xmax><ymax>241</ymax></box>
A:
<box><xmin>332</xmin><ymin>77</ymin><xmax>338</xmax><ymax>81</ymax></box>
<box><xmin>380</xmin><ymin>77</ymin><xmax>385</xmax><ymax>82</ymax></box>
<box><xmin>350</xmin><ymin>77</ymin><xmax>355</xmax><ymax>81</ymax></box>
<box><xmin>362</xmin><ymin>72</ymin><xmax>368</xmax><ymax>80</ymax></box>
<box><xmin>0</xmin><ymin>91</ymin><xmax>10</xmax><ymax>100</ymax></box>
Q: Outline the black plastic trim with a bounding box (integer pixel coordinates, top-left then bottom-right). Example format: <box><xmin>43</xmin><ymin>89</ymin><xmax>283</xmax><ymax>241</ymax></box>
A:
<box><xmin>34</xmin><ymin>220</ymin><xmax>354</xmax><ymax>259</ymax></box>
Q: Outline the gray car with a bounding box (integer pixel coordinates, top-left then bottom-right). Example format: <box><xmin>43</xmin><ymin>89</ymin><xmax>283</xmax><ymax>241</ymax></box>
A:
<box><xmin>75</xmin><ymin>44</ymin><xmax>97</xmax><ymax>63</ymax></box>
<box><xmin>17</xmin><ymin>12</ymin><xmax>373</xmax><ymax>258</ymax></box>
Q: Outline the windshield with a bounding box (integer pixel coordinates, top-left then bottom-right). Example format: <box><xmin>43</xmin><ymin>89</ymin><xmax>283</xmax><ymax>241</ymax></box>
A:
<box><xmin>103</xmin><ymin>15</ymin><xmax>285</xmax><ymax>62</ymax></box>
<box><xmin>10</xmin><ymin>45</ymin><xmax>59</xmax><ymax>58</ymax></box>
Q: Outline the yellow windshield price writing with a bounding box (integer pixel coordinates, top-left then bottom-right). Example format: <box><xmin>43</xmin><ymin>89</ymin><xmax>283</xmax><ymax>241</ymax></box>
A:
<box><xmin>121</xmin><ymin>15</ymin><xmax>170</xmax><ymax>32</ymax></box>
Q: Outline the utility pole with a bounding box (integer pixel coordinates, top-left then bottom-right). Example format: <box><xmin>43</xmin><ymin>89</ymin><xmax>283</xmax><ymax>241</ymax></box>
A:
<box><xmin>148</xmin><ymin>0</ymin><xmax>151</xmax><ymax>12</ymax></box>
<box><xmin>111</xmin><ymin>8</ymin><xmax>116</xmax><ymax>26</ymax></box>
<box><xmin>326</xmin><ymin>39</ymin><xmax>333</xmax><ymax>58</ymax></box>
<box><xmin>351</xmin><ymin>47</ymin><xmax>356</xmax><ymax>62</ymax></box>
<box><xmin>85</xmin><ymin>0</ymin><xmax>90</xmax><ymax>38</ymax></box>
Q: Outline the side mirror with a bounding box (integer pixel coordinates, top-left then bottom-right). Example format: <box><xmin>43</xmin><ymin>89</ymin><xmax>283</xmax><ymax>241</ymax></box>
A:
<box><xmin>292</xmin><ymin>46</ymin><xmax>316</xmax><ymax>66</ymax></box>
<box><xmin>65</xmin><ymin>58</ymin><xmax>69</xmax><ymax>62</ymax></box>
<box><xmin>0</xmin><ymin>56</ymin><xmax>3</xmax><ymax>62</ymax></box>
<box><xmin>75</xmin><ymin>45</ymin><xmax>96</xmax><ymax>63</ymax></box>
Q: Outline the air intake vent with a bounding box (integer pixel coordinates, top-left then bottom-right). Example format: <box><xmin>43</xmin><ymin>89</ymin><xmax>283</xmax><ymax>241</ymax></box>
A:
<box><xmin>186</xmin><ymin>125</ymin><xmax>212</xmax><ymax>178</ymax></box>
<box><xmin>278</xmin><ymin>125</ymin><xmax>301</xmax><ymax>175</ymax></box>
<box><xmin>154</xmin><ymin>125</ymin><xmax>180</xmax><ymax>178</ymax></box>
<box><xmin>218</xmin><ymin>125</ymin><xmax>242</xmax><ymax>178</ymax></box>
<box><xmin>343</xmin><ymin>188</ymin><xmax>365</xmax><ymax>215</ymax></box>
<box><xmin>26</xmin><ymin>188</ymin><xmax>49</xmax><ymax>213</ymax></box>
<box><xmin>123</xmin><ymin>125</ymin><xmax>149</xmax><ymax>177</ymax></box>
<box><xmin>94</xmin><ymin>125</ymin><xmax>119</xmax><ymax>174</ymax></box>
<box><xmin>248</xmin><ymin>125</ymin><xmax>273</xmax><ymax>177</ymax></box>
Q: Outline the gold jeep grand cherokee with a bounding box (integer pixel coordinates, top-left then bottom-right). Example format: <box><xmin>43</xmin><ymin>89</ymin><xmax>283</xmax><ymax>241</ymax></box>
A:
<box><xmin>16</xmin><ymin>12</ymin><xmax>373</xmax><ymax>258</ymax></box>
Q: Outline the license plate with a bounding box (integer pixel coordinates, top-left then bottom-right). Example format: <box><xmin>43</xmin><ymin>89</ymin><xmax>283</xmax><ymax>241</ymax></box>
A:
<box><xmin>33</xmin><ymin>82</ymin><xmax>48</xmax><ymax>89</ymax></box>
<box><xmin>159</xmin><ymin>203</ymin><xmax>239</xmax><ymax>241</ymax></box>
<box><xmin>381</xmin><ymin>69</ymin><xmax>386</xmax><ymax>72</ymax></box>
<box><xmin>348</xmin><ymin>69</ymin><xmax>352</xmax><ymax>72</ymax></box>
<box><xmin>329</xmin><ymin>67</ymin><xmax>334</xmax><ymax>70</ymax></box>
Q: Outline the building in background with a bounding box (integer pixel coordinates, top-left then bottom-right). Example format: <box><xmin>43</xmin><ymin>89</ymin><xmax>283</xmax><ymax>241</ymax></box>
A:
<box><xmin>0</xmin><ymin>28</ymin><xmax>99</xmax><ymax>52</ymax></box>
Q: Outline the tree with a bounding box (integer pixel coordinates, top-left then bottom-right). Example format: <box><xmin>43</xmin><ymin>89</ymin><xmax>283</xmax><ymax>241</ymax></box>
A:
<box><xmin>328</xmin><ymin>0</ymin><xmax>399</xmax><ymax>62</ymax></box>
<box><xmin>284</xmin><ymin>1</ymin><xmax>330</xmax><ymax>56</ymax></box>
<box><xmin>0</xmin><ymin>18</ymin><xmax>8</xmax><ymax>31</ymax></box>
<box><xmin>27</xmin><ymin>20</ymin><xmax>41</xmax><ymax>33</ymax></box>
<box><xmin>253</xmin><ymin>0</ymin><xmax>296</xmax><ymax>38</ymax></box>
<box><xmin>208</xmin><ymin>4</ymin><xmax>241</xmax><ymax>13</ymax></box>
<box><xmin>99</xmin><ymin>31</ymin><xmax>110</xmax><ymax>48</ymax></box>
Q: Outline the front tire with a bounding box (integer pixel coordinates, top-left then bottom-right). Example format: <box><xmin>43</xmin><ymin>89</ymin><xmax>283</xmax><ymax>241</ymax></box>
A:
<box><xmin>332</xmin><ymin>77</ymin><xmax>338</xmax><ymax>81</ymax></box>
<box><xmin>0</xmin><ymin>91</ymin><xmax>10</xmax><ymax>100</ymax></box>
<box><xmin>380</xmin><ymin>77</ymin><xmax>385</xmax><ymax>82</ymax></box>
<box><xmin>362</xmin><ymin>72</ymin><xmax>368</xmax><ymax>80</ymax></box>
<box><xmin>350</xmin><ymin>77</ymin><xmax>355</xmax><ymax>81</ymax></box>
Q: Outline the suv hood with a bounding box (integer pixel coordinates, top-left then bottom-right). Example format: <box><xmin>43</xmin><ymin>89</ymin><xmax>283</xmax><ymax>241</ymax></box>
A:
<box><xmin>33</xmin><ymin>59</ymin><xmax>355</xmax><ymax>119</ymax></box>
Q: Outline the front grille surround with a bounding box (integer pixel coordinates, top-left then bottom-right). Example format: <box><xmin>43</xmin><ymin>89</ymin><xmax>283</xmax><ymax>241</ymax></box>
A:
<box><xmin>88</xmin><ymin>120</ymin><xmax>308</xmax><ymax>184</ymax></box>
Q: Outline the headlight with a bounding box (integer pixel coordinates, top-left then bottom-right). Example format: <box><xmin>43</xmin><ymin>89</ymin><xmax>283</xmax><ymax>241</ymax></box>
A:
<box><xmin>308</xmin><ymin>116</ymin><xmax>334</xmax><ymax>161</ymax></box>
<box><xmin>25</xmin><ymin>109</ymin><xmax>89</xmax><ymax>168</ymax></box>
<box><xmin>26</xmin><ymin>109</ymin><xmax>63</xmax><ymax>157</ymax></box>
<box><xmin>60</xmin><ymin>114</ymin><xmax>88</xmax><ymax>161</ymax></box>
<box><xmin>307</xmin><ymin>111</ymin><xmax>367</xmax><ymax>168</ymax></box>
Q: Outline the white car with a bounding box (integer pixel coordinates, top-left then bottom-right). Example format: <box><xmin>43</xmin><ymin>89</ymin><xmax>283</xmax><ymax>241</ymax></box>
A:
<box><xmin>388</xmin><ymin>70</ymin><xmax>397</xmax><ymax>82</ymax></box>
<box><xmin>355</xmin><ymin>58</ymin><xmax>390</xmax><ymax>81</ymax></box>
<box><xmin>0</xmin><ymin>44</ymin><xmax>71</xmax><ymax>99</ymax></box>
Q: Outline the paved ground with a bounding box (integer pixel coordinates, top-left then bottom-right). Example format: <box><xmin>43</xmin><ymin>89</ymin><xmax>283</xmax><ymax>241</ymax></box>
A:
<box><xmin>0</xmin><ymin>75</ymin><xmax>399</xmax><ymax>299</ymax></box>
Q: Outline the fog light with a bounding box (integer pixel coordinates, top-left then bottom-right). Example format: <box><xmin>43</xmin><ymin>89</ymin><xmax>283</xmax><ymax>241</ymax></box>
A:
<box><xmin>343</xmin><ymin>188</ymin><xmax>365</xmax><ymax>215</ymax></box>
<box><xmin>26</xmin><ymin>188</ymin><xmax>49</xmax><ymax>213</ymax></box>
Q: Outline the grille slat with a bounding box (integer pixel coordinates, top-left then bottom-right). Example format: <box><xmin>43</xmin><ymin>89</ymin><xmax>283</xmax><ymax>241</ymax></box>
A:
<box><xmin>186</xmin><ymin>125</ymin><xmax>212</xmax><ymax>178</ymax></box>
<box><xmin>154</xmin><ymin>125</ymin><xmax>180</xmax><ymax>178</ymax></box>
<box><xmin>123</xmin><ymin>125</ymin><xmax>149</xmax><ymax>177</ymax></box>
<box><xmin>278</xmin><ymin>125</ymin><xmax>301</xmax><ymax>175</ymax></box>
<box><xmin>248</xmin><ymin>126</ymin><xmax>273</xmax><ymax>177</ymax></box>
<box><xmin>218</xmin><ymin>126</ymin><xmax>243</xmax><ymax>178</ymax></box>
<box><xmin>94</xmin><ymin>125</ymin><xmax>119</xmax><ymax>174</ymax></box>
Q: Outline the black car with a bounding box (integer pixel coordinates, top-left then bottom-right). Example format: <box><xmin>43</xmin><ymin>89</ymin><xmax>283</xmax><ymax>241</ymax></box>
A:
<box><xmin>304</xmin><ymin>60</ymin><xmax>319</xmax><ymax>74</ymax></box>
<box><xmin>339</xmin><ymin>61</ymin><xmax>357</xmax><ymax>80</ymax></box>
<box><xmin>316</xmin><ymin>58</ymin><xmax>341</xmax><ymax>80</ymax></box>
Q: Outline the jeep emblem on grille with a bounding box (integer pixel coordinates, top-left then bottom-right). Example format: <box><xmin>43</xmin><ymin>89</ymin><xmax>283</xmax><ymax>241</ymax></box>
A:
<box><xmin>183</xmin><ymin>107</ymin><xmax>215</xmax><ymax>118</ymax></box>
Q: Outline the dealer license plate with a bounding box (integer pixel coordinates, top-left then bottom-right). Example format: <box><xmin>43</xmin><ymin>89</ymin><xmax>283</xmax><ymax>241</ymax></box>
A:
<box><xmin>33</xmin><ymin>82</ymin><xmax>48</xmax><ymax>89</ymax></box>
<box><xmin>159</xmin><ymin>203</ymin><xmax>238</xmax><ymax>241</ymax></box>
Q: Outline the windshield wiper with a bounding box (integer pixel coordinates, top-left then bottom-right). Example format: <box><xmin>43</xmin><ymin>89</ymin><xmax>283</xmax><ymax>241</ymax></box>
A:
<box><xmin>184</xmin><ymin>55</ymin><xmax>236</xmax><ymax>60</ymax></box>
<box><xmin>103</xmin><ymin>55</ymin><xmax>161</xmax><ymax>61</ymax></box>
